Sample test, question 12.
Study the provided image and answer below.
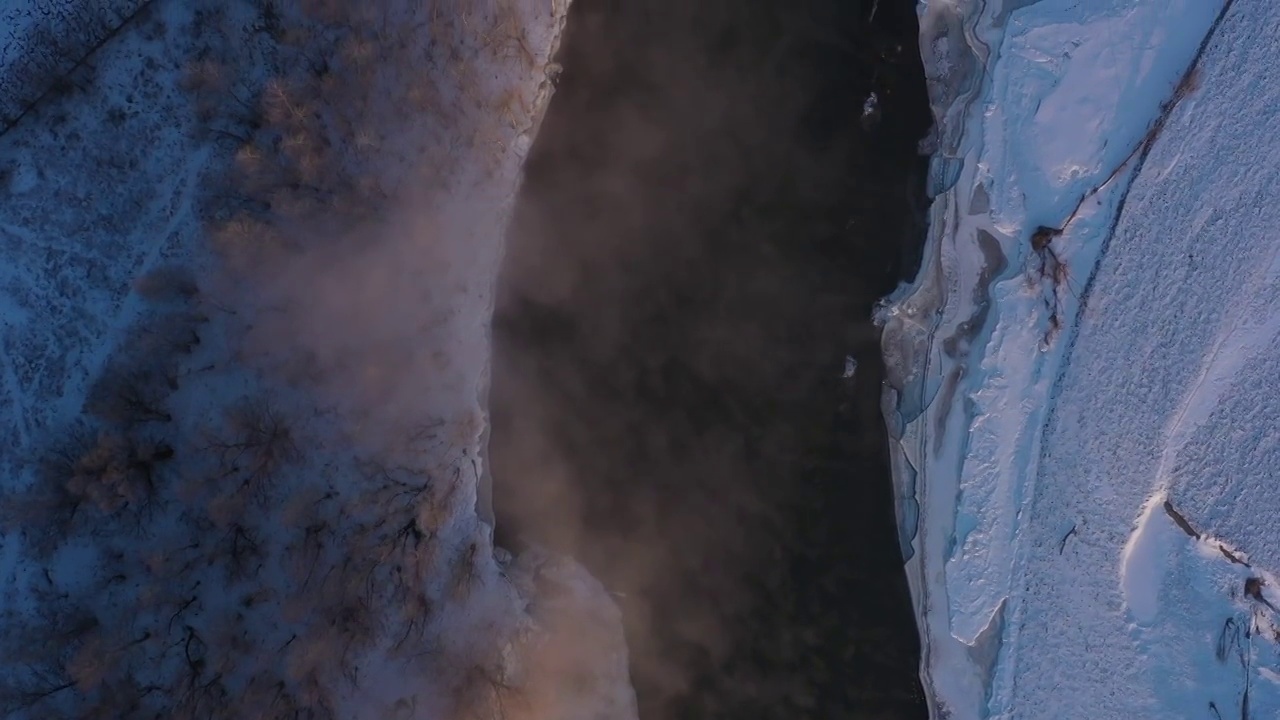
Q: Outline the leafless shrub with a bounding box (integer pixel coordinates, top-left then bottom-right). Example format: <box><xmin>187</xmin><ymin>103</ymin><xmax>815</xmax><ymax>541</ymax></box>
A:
<box><xmin>262</xmin><ymin>77</ymin><xmax>308</xmax><ymax>128</ymax></box>
<box><xmin>65</xmin><ymin>631</ymin><xmax>130</xmax><ymax>694</ymax></box>
<box><xmin>84</xmin><ymin>362</ymin><xmax>174</xmax><ymax>426</ymax></box>
<box><xmin>135</xmin><ymin>264</ymin><xmax>200</xmax><ymax>304</ymax></box>
<box><xmin>131</xmin><ymin>311</ymin><xmax>206</xmax><ymax>360</ymax></box>
<box><xmin>182</xmin><ymin>56</ymin><xmax>227</xmax><ymax>95</ymax></box>
<box><xmin>209</xmin><ymin>212</ymin><xmax>294</xmax><ymax>269</ymax></box>
<box><xmin>1173</xmin><ymin>64</ymin><xmax>1201</xmax><ymax>104</ymax></box>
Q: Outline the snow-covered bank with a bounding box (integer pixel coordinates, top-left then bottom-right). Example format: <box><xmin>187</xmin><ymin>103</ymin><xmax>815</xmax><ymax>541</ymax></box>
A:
<box><xmin>882</xmin><ymin>0</ymin><xmax>1280</xmax><ymax>716</ymax></box>
<box><xmin>0</xmin><ymin>0</ymin><xmax>636</xmax><ymax>717</ymax></box>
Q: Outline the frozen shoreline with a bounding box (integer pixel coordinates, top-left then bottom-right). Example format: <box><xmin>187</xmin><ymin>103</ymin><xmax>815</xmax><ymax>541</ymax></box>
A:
<box><xmin>882</xmin><ymin>0</ymin><xmax>1236</xmax><ymax>716</ymax></box>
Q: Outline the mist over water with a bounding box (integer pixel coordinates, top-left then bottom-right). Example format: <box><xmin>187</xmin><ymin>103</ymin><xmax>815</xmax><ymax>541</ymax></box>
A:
<box><xmin>491</xmin><ymin>0</ymin><xmax>931</xmax><ymax>717</ymax></box>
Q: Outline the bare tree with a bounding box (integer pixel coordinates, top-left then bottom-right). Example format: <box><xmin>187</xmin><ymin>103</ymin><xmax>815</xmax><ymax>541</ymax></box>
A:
<box><xmin>453</xmin><ymin>661</ymin><xmax>526</xmax><ymax>720</ymax></box>
<box><xmin>84</xmin><ymin>363</ymin><xmax>174</xmax><ymax>426</ymax></box>
<box><xmin>0</xmin><ymin>665</ymin><xmax>76</xmax><ymax>717</ymax></box>
<box><xmin>390</xmin><ymin>589</ymin><xmax>435</xmax><ymax>654</ymax></box>
<box><xmin>319</xmin><ymin>594</ymin><xmax>378</xmax><ymax>687</ymax></box>
<box><xmin>65</xmin><ymin>631</ymin><xmax>126</xmax><ymax>694</ymax></box>
<box><xmin>6</xmin><ymin>424</ymin><xmax>171</xmax><ymax>557</ymax></box>
<box><xmin>135</xmin><ymin>311</ymin><xmax>206</xmax><ymax>358</ymax></box>
<box><xmin>74</xmin><ymin>674</ymin><xmax>152</xmax><ymax>720</ymax></box>
<box><xmin>61</xmin><ymin>431</ymin><xmax>172</xmax><ymax>518</ymax></box>
<box><xmin>449</xmin><ymin>540</ymin><xmax>482</xmax><ymax>601</ymax></box>
<box><xmin>0</xmin><ymin>605</ymin><xmax>100</xmax><ymax>716</ymax></box>
<box><xmin>135</xmin><ymin>264</ymin><xmax>200</xmax><ymax>304</ymax></box>
<box><xmin>285</xmin><ymin>519</ymin><xmax>330</xmax><ymax>589</ymax></box>
<box><xmin>3</xmin><ymin>427</ymin><xmax>91</xmax><ymax>550</ymax></box>
<box><xmin>169</xmin><ymin>623</ymin><xmax>229</xmax><ymax>720</ymax></box>
<box><xmin>219</xmin><ymin>522</ymin><xmax>264</xmax><ymax>582</ymax></box>
<box><xmin>208</xmin><ymin>398</ymin><xmax>300</xmax><ymax>504</ymax></box>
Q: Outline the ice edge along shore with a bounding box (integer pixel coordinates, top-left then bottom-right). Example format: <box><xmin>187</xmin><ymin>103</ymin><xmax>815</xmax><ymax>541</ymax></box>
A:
<box><xmin>880</xmin><ymin>1</ymin><xmax>1228</xmax><ymax>716</ymax></box>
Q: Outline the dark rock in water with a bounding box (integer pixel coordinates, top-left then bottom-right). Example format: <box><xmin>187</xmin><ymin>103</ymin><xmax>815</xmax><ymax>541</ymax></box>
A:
<box><xmin>491</xmin><ymin>0</ymin><xmax>932</xmax><ymax>718</ymax></box>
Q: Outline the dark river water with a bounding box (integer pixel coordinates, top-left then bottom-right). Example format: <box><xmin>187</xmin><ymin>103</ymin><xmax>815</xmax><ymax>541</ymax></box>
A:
<box><xmin>490</xmin><ymin>0</ymin><xmax>931</xmax><ymax>717</ymax></box>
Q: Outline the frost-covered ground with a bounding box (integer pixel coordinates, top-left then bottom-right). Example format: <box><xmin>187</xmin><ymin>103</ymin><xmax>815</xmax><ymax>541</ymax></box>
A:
<box><xmin>0</xmin><ymin>0</ymin><xmax>636</xmax><ymax>718</ymax></box>
<box><xmin>884</xmin><ymin>0</ymin><xmax>1280</xmax><ymax>717</ymax></box>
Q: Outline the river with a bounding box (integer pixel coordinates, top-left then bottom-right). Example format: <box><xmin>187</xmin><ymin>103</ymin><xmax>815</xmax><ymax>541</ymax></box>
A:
<box><xmin>490</xmin><ymin>1</ymin><xmax>932</xmax><ymax>717</ymax></box>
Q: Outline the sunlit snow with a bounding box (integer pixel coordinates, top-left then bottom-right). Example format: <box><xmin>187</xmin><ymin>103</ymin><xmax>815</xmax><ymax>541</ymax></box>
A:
<box><xmin>886</xmin><ymin>0</ymin><xmax>1280</xmax><ymax>717</ymax></box>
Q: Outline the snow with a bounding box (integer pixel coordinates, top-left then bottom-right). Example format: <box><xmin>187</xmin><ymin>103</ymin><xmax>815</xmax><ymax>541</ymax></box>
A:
<box><xmin>885</xmin><ymin>0</ymin><xmax>1280</xmax><ymax>717</ymax></box>
<box><xmin>0</xmin><ymin>2</ymin><xmax>148</xmax><ymax>125</ymax></box>
<box><xmin>0</xmin><ymin>0</ymin><xmax>637</xmax><ymax>718</ymax></box>
<box><xmin>1118</xmin><ymin>493</ymin><xmax>1174</xmax><ymax>626</ymax></box>
<box><xmin>0</xmin><ymin>1</ymin><xmax>209</xmax><ymax>479</ymax></box>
